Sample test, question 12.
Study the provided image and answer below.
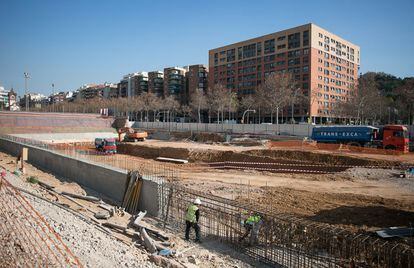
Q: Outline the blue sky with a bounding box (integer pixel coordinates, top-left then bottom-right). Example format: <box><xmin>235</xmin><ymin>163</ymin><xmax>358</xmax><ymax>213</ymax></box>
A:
<box><xmin>0</xmin><ymin>0</ymin><xmax>413</xmax><ymax>96</ymax></box>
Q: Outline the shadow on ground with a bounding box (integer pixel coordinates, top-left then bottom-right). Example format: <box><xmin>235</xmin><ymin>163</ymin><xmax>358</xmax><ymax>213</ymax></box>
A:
<box><xmin>307</xmin><ymin>205</ymin><xmax>414</xmax><ymax>228</ymax></box>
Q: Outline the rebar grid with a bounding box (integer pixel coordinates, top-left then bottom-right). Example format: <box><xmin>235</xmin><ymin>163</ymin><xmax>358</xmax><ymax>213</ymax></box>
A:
<box><xmin>0</xmin><ymin>176</ymin><xmax>82</xmax><ymax>267</ymax></box>
<box><xmin>160</xmin><ymin>183</ymin><xmax>414</xmax><ymax>268</ymax></box>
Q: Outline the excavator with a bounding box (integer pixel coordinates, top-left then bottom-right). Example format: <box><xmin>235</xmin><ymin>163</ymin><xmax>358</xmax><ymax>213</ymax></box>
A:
<box><xmin>117</xmin><ymin>127</ymin><xmax>148</xmax><ymax>142</ymax></box>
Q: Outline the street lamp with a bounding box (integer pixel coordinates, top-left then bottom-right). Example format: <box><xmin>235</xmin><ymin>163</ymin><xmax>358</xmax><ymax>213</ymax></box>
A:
<box><xmin>52</xmin><ymin>83</ymin><xmax>55</xmax><ymax>112</ymax></box>
<box><xmin>241</xmin><ymin>109</ymin><xmax>256</xmax><ymax>124</ymax></box>
<box><xmin>24</xmin><ymin>72</ymin><xmax>30</xmax><ymax>111</ymax></box>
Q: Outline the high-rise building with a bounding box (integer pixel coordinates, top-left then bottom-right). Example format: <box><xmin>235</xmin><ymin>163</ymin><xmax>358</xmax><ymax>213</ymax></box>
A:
<box><xmin>163</xmin><ymin>67</ymin><xmax>187</xmax><ymax>104</ymax></box>
<box><xmin>148</xmin><ymin>71</ymin><xmax>164</xmax><ymax>98</ymax></box>
<box><xmin>118</xmin><ymin>72</ymin><xmax>149</xmax><ymax>98</ymax></box>
<box><xmin>132</xmin><ymin>72</ymin><xmax>149</xmax><ymax>96</ymax></box>
<box><xmin>186</xmin><ymin>64</ymin><xmax>208</xmax><ymax>103</ymax></box>
<box><xmin>208</xmin><ymin>23</ymin><xmax>360</xmax><ymax>123</ymax></box>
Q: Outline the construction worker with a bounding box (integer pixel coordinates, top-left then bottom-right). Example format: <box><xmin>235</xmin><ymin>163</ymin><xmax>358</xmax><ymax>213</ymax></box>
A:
<box><xmin>185</xmin><ymin>198</ymin><xmax>201</xmax><ymax>243</ymax></box>
<box><xmin>239</xmin><ymin>211</ymin><xmax>263</xmax><ymax>245</ymax></box>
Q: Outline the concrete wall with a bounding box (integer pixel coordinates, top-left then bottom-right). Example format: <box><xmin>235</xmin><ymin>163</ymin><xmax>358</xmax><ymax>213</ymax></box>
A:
<box><xmin>0</xmin><ymin>138</ymin><xmax>128</xmax><ymax>205</ymax></box>
<box><xmin>138</xmin><ymin>177</ymin><xmax>160</xmax><ymax>217</ymax></box>
<box><xmin>132</xmin><ymin>121</ymin><xmax>314</xmax><ymax>137</ymax></box>
<box><xmin>133</xmin><ymin>122</ymin><xmax>414</xmax><ymax>139</ymax></box>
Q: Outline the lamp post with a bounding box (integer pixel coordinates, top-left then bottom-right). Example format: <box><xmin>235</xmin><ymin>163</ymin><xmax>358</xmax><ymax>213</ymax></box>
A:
<box><xmin>241</xmin><ymin>109</ymin><xmax>256</xmax><ymax>124</ymax></box>
<box><xmin>52</xmin><ymin>83</ymin><xmax>55</xmax><ymax>112</ymax></box>
<box><xmin>24</xmin><ymin>72</ymin><xmax>30</xmax><ymax>111</ymax></box>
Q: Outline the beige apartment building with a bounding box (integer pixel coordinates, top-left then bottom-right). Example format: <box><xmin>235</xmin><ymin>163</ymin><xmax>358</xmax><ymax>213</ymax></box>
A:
<box><xmin>208</xmin><ymin>23</ymin><xmax>360</xmax><ymax>123</ymax></box>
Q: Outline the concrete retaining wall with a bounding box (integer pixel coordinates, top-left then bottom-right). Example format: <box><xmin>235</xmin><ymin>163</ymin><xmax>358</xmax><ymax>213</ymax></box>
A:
<box><xmin>0</xmin><ymin>138</ymin><xmax>128</xmax><ymax>205</ymax></box>
<box><xmin>132</xmin><ymin>121</ymin><xmax>314</xmax><ymax>137</ymax></box>
<box><xmin>133</xmin><ymin>122</ymin><xmax>414</xmax><ymax>139</ymax></box>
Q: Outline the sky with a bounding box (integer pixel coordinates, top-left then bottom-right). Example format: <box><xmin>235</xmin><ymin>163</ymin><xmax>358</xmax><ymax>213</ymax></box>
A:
<box><xmin>0</xmin><ymin>0</ymin><xmax>413</xmax><ymax>97</ymax></box>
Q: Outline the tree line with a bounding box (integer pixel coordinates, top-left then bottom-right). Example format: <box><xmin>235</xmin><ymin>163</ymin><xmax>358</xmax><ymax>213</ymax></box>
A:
<box><xmin>34</xmin><ymin>71</ymin><xmax>414</xmax><ymax>125</ymax></box>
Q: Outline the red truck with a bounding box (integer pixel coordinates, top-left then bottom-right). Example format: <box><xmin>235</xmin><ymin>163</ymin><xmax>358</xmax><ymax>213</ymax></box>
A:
<box><xmin>311</xmin><ymin>125</ymin><xmax>409</xmax><ymax>152</ymax></box>
<box><xmin>94</xmin><ymin>138</ymin><xmax>117</xmax><ymax>154</ymax></box>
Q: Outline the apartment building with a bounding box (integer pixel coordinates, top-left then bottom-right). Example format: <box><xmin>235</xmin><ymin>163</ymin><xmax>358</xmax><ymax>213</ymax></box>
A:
<box><xmin>102</xmin><ymin>83</ymin><xmax>119</xmax><ymax>99</ymax></box>
<box><xmin>78</xmin><ymin>84</ymin><xmax>104</xmax><ymax>99</ymax></box>
<box><xmin>163</xmin><ymin>67</ymin><xmax>188</xmax><ymax>104</ymax></box>
<box><xmin>118</xmin><ymin>72</ymin><xmax>149</xmax><ymax>98</ymax></box>
<box><xmin>186</xmin><ymin>64</ymin><xmax>208</xmax><ymax>101</ymax></box>
<box><xmin>208</xmin><ymin>23</ymin><xmax>360</xmax><ymax>123</ymax></box>
<box><xmin>19</xmin><ymin>93</ymin><xmax>48</xmax><ymax>109</ymax></box>
<box><xmin>148</xmin><ymin>71</ymin><xmax>164</xmax><ymax>97</ymax></box>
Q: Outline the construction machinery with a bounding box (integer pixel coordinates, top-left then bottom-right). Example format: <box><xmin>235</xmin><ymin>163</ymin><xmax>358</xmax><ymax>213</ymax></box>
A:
<box><xmin>117</xmin><ymin>127</ymin><xmax>148</xmax><ymax>142</ymax></box>
<box><xmin>95</xmin><ymin>138</ymin><xmax>117</xmax><ymax>154</ymax></box>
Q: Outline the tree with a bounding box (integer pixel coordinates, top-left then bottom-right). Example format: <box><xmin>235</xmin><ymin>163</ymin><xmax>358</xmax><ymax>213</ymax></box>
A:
<box><xmin>395</xmin><ymin>78</ymin><xmax>414</xmax><ymax>124</ymax></box>
<box><xmin>189</xmin><ymin>89</ymin><xmax>207</xmax><ymax>123</ymax></box>
<box><xmin>206</xmin><ymin>84</ymin><xmax>227</xmax><ymax>123</ymax></box>
<box><xmin>163</xmin><ymin>95</ymin><xmax>179</xmax><ymax>122</ymax></box>
<box><xmin>263</xmin><ymin>72</ymin><xmax>294</xmax><ymax>124</ymax></box>
<box><xmin>240</xmin><ymin>95</ymin><xmax>255</xmax><ymax>123</ymax></box>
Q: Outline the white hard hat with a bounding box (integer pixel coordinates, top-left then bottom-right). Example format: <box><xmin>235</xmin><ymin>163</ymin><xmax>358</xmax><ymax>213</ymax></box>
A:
<box><xmin>194</xmin><ymin>198</ymin><xmax>201</xmax><ymax>205</ymax></box>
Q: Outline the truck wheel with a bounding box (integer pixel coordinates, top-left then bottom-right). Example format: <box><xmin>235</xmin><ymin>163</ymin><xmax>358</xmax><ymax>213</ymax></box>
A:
<box><xmin>348</xmin><ymin>142</ymin><xmax>363</xmax><ymax>152</ymax></box>
<box><xmin>385</xmin><ymin>145</ymin><xmax>396</xmax><ymax>150</ymax></box>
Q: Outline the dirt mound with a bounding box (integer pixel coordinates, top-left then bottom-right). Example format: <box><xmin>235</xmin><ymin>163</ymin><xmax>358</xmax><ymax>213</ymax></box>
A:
<box><xmin>117</xmin><ymin>143</ymin><xmax>401</xmax><ymax>167</ymax></box>
<box><xmin>245</xmin><ymin>149</ymin><xmax>399</xmax><ymax>166</ymax></box>
<box><xmin>117</xmin><ymin>144</ymin><xmax>189</xmax><ymax>159</ymax></box>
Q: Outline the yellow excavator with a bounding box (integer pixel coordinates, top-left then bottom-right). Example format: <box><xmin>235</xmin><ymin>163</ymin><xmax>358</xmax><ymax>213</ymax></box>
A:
<box><xmin>117</xmin><ymin>127</ymin><xmax>148</xmax><ymax>142</ymax></box>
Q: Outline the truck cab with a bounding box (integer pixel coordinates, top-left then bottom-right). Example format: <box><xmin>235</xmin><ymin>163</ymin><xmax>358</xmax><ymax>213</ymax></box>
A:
<box><xmin>95</xmin><ymin>138</ymin><xmax>117</xmax><ymax>154</ymax></box>
<box><xmin>381</xmin><ymin>125</ymin><xmax>409</xmax><ymax>152</ymax></box>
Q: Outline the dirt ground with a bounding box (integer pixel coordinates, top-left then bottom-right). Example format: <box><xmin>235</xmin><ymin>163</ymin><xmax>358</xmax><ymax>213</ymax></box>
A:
<box><xmin>6</xmin><ymin>132</ymin><xmax>414</xmax><ymax>235</ymax></box>
<box><xmin>0</xmin><ymin>151</ymin><xmax>266</xmax><ymax>268</ymax></box>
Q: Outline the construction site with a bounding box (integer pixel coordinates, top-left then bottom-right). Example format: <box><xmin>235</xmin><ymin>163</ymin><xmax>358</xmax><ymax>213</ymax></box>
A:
<box><xmin>1</xmin><ymin>111</ymin><xmax>414</xmax><ymax>268</ymax></box>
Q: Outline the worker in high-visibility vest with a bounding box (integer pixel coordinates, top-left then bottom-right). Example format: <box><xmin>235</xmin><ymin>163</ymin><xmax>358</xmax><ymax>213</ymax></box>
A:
<box><xmin>185</xmin><ymin>198</ymin><xmax>201</xmax><ymax>242</ymax></box>
<box><xmin>239</xmin><ymin>211</ymin><xmax>263</xmax><ymax>245</ymax></box>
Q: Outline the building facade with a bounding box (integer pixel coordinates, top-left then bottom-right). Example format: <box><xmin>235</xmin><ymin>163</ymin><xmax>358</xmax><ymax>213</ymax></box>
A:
<box><xmin>163</xmin><ymin>67</ymin><xmax>188</xmax><ymax>104</ymax></box>
<box><xmin>208</xmin><ymin>23</ymin><xmax>360</xmax><ymax>123</ymax></box>
<box><xmin>19</xmin><ymin>93</ymin><xmax>48</xmax><ymax>109</ymax></box>
<box><xmin>148</xmin><ymin>71</ymin><xmax>164</xmax><ymax>98</ymax></box>
<box><xmin>186</xmin><ymin>64</ymin><xmax>208</xmax><ymax>103</ymax></box>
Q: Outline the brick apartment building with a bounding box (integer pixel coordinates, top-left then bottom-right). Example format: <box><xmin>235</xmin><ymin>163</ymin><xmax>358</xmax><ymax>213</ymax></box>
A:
<box><xmin>163</xmin><ymin>67</ymin><xmax>188</xmax><ymax>104</ymax></box>
<box><xmin>186</xmin><ymin>64</ymin><xmax>208</xmax><ymax>99</ymax></box>
<box><xmin>148</xmin><ymin>71</ymin><xmax>164</xmax><ymax>97</ymax></box>
<box><xmin>208</xmin><ymin>23</ymin><xmax>360</xmax><ymax>123</ymax></box>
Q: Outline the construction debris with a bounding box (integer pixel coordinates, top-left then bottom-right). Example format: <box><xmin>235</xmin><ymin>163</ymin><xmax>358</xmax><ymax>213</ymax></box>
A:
<box><xmin>122</xmin><ymin>171</ymin><xmax>143</xmax><ymax>214</ymax></box>
<box><xmin>376</xmin><ymin>227</ymin><xmax>414</xmax><ymax>238</ymax></box>
<box><xmin>156</xmin><ymin>157</ymin><xmax>189</xmax><ymax>164</ymax></box>
<box><xmin>61</xmin><ymin>191</ymin><xmax>101</xmax><ymax>202</ymax></box>
<box><xmin>94</xmin><ymin>211</ymin><xmax>111</xmax><ymax>219</ymax></box>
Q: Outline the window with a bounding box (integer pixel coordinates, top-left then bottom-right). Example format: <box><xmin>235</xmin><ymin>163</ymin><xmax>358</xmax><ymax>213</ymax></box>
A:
<box><xmin>264</xmin><ymin>39</ymin><xmax>275</xmax><ymax>54</ymax></box>
<box><xmin>303</xmin><ymin>48</ymin><xmax>309</xmax><ymax>55</ymax></box>
<box><xmin>303</xmin><ymin>30</ymin><xmax>309</xmax><ymax>46</ymax></box>
<box><xmin>226</xmin><ymin>48</ymin><xmax>235</xmax><ymax>62</ymax></box>
<box><xmin>288</xmin><ymin>32</ymin><xmax>301</xmax><ymax>49</ymax></box>
<box><xmin>276</xmin><ymin>52</ymin><xmax>285</xmax><ymax>57</ymax></box>
<box><xmin>303</xmin><ymin>66</ymin><xmax>309</xmax><ymax>72</ymax></box>
<box><xmin>257</xmin><ymin>42</ymin><xmax>262</xmax><ymax>55</ymax></box>
<box><xmin>277</xmin><ymin>36</ymin><xmax>286</xmax><ymax>41</ymax></box>
<box><xmin>243</xmin><ymin>43</ymin><xmax>256</xmax><ymax>59</ymax></box>
<box><xmin>277</xmin><ymin>44</ymin><xmax>286</xmax><ymax>49</ymax></box>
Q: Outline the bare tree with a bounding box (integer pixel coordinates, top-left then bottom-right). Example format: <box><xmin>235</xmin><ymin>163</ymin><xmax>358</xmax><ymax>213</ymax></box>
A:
<box><xmin>240</xmin><ymin>95</ymin><xmax>255</xmax><ymax>123</ymax></box>
<box><xmin>395</xmin><ymin>78</ymin><xmax>414</xmax><ymax>125</ymax></box>
<box><xmin>263</xmin><ymin>72</ymin><xmax>294</xmax><ymax>124</ymax></box>
<box><xmin>163</xmin><ymin>95</ymin><xmax>180</xmax><ymax>122</ymax></box>
<box><xmin>189</xmin><ymin>89</ymin><xmax>207</xmax><ymax>123</ymax></box>
<box><xmin>206</xmin><ymin>84</ymin><xmax>227</xmax><ymax>123</ymax></box>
